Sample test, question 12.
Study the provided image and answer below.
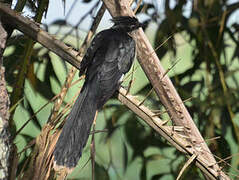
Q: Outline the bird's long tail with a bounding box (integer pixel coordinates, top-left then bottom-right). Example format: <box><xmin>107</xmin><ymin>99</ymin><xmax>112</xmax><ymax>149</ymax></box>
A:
<box><xmin>53</xmin><ymin>84</ymin><xmax>97</xmax><ymax>168</ymax></box>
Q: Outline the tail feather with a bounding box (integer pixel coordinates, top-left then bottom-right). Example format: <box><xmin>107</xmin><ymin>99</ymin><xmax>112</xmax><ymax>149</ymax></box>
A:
<box><xmin>54</xmin><ymin>84</ymin><xmax>97</xmax><ymax>168</ymax></box>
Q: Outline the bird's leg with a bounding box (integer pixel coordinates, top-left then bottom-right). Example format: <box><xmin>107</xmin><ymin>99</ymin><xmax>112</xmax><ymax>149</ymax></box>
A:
<box><xmin>91</xmin><ymin>110</ymin><xmax>98</xmax><ymax>180</ymax></box>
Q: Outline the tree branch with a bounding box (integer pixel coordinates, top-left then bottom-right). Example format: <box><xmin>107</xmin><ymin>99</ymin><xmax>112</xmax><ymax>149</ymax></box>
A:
<box><xmin>0</xmin><ymin>4</ymin><xmax>81</xmax><ymax>69</ymax></box>
<box><xmin>101</xmin><ymin>0</ymin><xmax>229</xmax><ymax>179</ymax></box>
<box><xmin>117</xmin><ymin>88</ymin><xmax>217</xmax><ymax>179</ymax></box>
<box><xmin>0</xmin><ymin>19</ymin><xmax>13</xmax><ymax>180</ymax></box>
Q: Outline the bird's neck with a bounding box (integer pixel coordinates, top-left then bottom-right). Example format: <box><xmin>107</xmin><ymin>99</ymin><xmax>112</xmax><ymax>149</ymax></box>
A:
<box><xmin>111</xmin><ymin>25</ymin><xmax>131</xmax><ymax>33</ymax></box>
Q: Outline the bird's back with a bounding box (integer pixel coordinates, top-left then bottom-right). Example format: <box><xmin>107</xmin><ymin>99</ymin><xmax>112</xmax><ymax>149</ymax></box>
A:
<box><xmin>85</xmin><ymin>29</ymin><xmax>136</xmax><ymax>108</ymax></box>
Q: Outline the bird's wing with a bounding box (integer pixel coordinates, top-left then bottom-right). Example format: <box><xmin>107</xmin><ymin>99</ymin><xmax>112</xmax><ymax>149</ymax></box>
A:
<box><xmin>90</xmin><ymin>34</ymin><xmax>135</xmax><ymax>108</ymax></box>
<box><xmin>79</xmin><ymin>30</ymin><xmax>108</xmax><ymax>76</ymax></box>
<box><xmin>117</xmin><ymin>37</ymin><xmax>136</xmax><ymax>74</ymax></box>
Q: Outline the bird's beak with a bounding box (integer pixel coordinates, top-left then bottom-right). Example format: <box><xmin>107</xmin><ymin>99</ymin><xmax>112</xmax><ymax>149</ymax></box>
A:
<box><xmin>139</xmin><ymin>22</ymin><xmax>144</xmax><ymax>27</ymax></box>
<box><xmin>139</xmin><ymin>22</ymin><xmax>145</xmax><ymax>29</ymax></box>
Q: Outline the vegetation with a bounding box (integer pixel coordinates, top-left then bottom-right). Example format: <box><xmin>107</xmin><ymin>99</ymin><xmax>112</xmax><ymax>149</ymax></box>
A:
<box><xmin>0</xmin><ymin>0</ymin><xmax>239</xmax><ymax>179</ymax></box>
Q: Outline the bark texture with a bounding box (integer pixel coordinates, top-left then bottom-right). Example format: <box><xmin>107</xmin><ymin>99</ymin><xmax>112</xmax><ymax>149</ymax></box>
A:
<box><xmin>0</xmin><ymin>20</ymin><xmax>11</xmax><ymax>180</ymax></box>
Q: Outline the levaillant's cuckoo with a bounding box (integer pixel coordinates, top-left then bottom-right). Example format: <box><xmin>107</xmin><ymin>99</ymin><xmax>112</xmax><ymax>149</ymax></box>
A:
<box><xmin>54</xmin><ymin>16</ymin><xmax>142</xmax><ymax>168</ymax></box>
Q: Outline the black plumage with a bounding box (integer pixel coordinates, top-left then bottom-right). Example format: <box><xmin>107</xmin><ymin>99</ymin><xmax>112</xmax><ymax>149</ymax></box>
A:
<box><xmin>54</xmin><ymin>16</ymin><xmax>142</xmax><ymax>168</ymax></box>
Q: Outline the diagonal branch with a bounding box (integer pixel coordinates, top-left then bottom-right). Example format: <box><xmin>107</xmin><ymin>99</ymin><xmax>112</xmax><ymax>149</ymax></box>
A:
<box><xmin>118</xmin><ymin>88</ymin><xmax>217</xmax><ymax>179</ymax></box>
<box><xmin>0</xmin><ymin>4</ymin><xmax>81</xmax><ymax>69</ymax></box>
<box><xmin>101</xmin><ymin>0</ymin><xmax>230</xmax><ymax>179</ymax></box>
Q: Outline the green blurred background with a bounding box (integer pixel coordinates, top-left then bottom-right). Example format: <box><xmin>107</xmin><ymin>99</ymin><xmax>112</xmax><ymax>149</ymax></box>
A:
<box><xmin>3</xmin><ymin>0</ymin><xmax>239</xmax><ymax>179</ymax></box>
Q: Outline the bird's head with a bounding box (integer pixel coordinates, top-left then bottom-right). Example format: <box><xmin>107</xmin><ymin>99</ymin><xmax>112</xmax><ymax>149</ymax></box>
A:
<box><xmin>111</xmin><ymin>16</ymin><xmax>143</xmax><ymax>32</ymax></box>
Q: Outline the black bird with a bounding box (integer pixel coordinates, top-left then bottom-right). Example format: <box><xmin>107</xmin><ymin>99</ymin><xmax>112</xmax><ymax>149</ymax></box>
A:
<box><xmin>54</xmin><ymin>16</ymin><xmax>142</xmax><ymax>169</ymax></box>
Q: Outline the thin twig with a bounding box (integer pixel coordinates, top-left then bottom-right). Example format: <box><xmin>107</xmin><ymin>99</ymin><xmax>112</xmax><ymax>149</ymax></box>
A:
<box><xmin>176</xmin><ymin>154</ymin><xmax>197</xmax><ymax>180</ymax></box>
<box><xmin>91</xmin><ymin>111</ymin><xmax>98</xmax><ymax>180</ymax></box>
<box><xmin>138</xmin><ymin>87</ymin><xmax>154</xmax><ymax>106</ymax></box>
<box><xmin>161</xmin><ymin>58</ymin><xmax>181</xmax><ymax>79</ymax></box>
<box><xmin>126</xmin><ymin>63</ymin><xmax>135</xmax><ymax>94</ymax></box>
<box><xmin>134</xmin><ymin>0</ymin><xmax>142</xmax><ymax>14</ymax></box>
<box><xmin>90</xmin><ymin>129</ymin><xmax>108</xmax><ymax>135</ymax></box>
<box><xmin>182</xmin><ymin>97</ymin><xmax>194</xmax><ymax>103</ymax></box>
<box><xmin>14</xmin><ymin>94</ymin><xmax>59</xmax><ymax>139</ymax></box>
<box><xmin>152</xmin><ymin>110</ymin><xmax>168</xmax><ymax>117</ymax></box>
